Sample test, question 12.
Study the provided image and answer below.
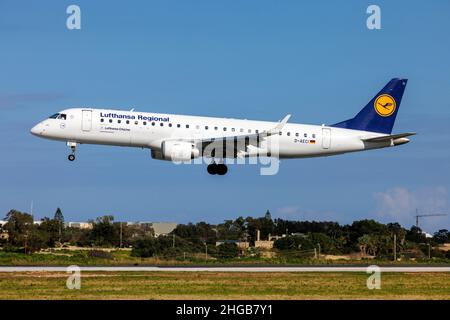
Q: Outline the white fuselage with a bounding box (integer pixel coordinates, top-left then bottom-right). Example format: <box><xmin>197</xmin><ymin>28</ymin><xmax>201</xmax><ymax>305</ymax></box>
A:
<box><xmin>31</xmin><ymin>108</ymin><xmax>394</xmax><ymax>159</ymax></box>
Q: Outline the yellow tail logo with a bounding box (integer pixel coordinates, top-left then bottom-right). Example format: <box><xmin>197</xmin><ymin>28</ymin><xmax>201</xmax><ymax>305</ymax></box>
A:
<box><xmin>374</xmin><ymin>94</ymin><xmax>396</xmax><ymax>117</ymax></box>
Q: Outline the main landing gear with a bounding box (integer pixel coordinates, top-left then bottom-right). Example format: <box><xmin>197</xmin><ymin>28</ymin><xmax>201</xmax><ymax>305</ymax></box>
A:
<box><xmin>67</xmin><ymin>142</ymin><xmax>77</xmax><ymax>161</ymax></box>
<box><xmin>207</xmin><ymin>162</ymin><xmax>228</xmax><ymax>175</ymax></box>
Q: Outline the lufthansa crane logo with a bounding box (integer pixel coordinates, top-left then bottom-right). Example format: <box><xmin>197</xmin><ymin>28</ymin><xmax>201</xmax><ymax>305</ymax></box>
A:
<box><xmin>374</xmin><ymin>94</ymin><xmax>396</xmax><ymax>117</ymax></box>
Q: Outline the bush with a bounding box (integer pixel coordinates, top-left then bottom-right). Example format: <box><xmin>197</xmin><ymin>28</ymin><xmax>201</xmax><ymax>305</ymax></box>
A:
<box><xmin>131</xmin><ymin>238</ymin><xmax>158</xmax><ymax>257</ymax></box>
<box><xmin>215</xmin><ymin>243</ymin><xmax>238</xmax><ymax>259</ymax></box>
<box><xmin>1</xmin><ymin>244</ymin><xmax>22</xmax><ymax>253</ymax></box>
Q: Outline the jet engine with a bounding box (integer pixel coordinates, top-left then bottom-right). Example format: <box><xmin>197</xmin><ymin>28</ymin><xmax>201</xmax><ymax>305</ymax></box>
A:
<box><xmin>152</xmin><ymin>141</ymin><xmax>200</xmax><ymax>161</ymax></box>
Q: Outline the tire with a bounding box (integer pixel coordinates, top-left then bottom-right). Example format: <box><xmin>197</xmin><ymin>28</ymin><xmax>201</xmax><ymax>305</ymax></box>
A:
<box><xmin>207</xmin><ymin>164</ymin><xmax>217</xmax><ymax>175</ymax></box>
<box><xmin>217</xmin><ymin>164</ymin><xmax>228</xmax><ymax>175</ymax></box>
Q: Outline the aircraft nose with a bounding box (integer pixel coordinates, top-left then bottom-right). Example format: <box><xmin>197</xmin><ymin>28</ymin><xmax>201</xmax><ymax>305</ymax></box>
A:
<box><xmin>30</xmin><ymin>123</ymin><xmax>43</xmax><ymax>136</ymax></box>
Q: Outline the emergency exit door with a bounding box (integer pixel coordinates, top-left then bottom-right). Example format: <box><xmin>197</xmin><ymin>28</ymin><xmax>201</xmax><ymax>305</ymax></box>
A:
<box><xmin>82</xmin><ymin>110</ymin><xmax>92</xmax><ymax>131</ymax></box>
<box><xmin>322</xmin><ymin>128</ymin><xmax>331</xmax><ymax>149</ymax></box>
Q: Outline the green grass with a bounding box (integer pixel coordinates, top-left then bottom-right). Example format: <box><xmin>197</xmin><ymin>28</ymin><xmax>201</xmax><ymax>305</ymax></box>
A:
<box><xmin>1</xmin><ymin>250</ymin><xmax>449</xmax><ymax>266</ymax></box>
<box><xmin>0</xmin><ymin>272</ymin><xmax>448</xmax><ymax>299</ymax></box>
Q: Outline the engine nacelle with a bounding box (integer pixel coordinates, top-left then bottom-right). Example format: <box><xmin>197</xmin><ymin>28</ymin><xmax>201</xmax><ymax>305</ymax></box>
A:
<box><xmin>153</xmin><ymin>141</ymin><xmax>200</xmax><ymax>161</ymax></box>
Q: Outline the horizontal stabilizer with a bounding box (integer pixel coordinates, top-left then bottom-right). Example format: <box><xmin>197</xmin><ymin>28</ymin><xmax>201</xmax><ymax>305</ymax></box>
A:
<box><xmin>361</xmin><ymin>132</ymin><xmax>416</xmax><ymax>142</ymax></box>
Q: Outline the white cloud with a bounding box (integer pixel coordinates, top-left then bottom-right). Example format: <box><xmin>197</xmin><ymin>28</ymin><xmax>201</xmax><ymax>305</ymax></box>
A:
<box><xmin>373</xmin><ymin>187</ymin><xmax>449</xmax><ymax>232</ymax></box>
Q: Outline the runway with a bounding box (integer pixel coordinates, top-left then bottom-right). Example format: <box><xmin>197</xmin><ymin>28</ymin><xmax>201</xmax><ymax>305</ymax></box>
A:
<box><xmin>0</xmin><ymin>266</ymin><xmax>449</xmax><ymax>273</ymax></box>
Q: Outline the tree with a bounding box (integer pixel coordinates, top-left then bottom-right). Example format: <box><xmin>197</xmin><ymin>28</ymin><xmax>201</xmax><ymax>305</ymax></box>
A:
<box><xmin>90</xmin><ymin>215</ymin><xmax>120</xmax><ymax>247</ymax></box>
<box><xmin>274</xmin><ymin>236</ymin><xmax>314</xmax><ymax>251</ymax></box>
<box><xmin>131</xmin><ymin>238</ymin><xmax>157</xmax><ymax>257</ymax></box>
<box><xmin>3</xmin><ymin>210</ymin><xmax>34</xmax><ymax>247</ymax></box>
<box><xmin>53</xmin><ymin>207</ymin><xmax>65</xmax><ymax>243</ymax></box>
<box><xmin>216</xmin><ymin>243</ymin><xmax>238</xmax><ymax>259</ymax></box>
<box><xmin>38</xmin><ymin>217</ymin><xmax>61</xmax><ymax>247</ymax></box>
<box><xmin>358</xmin><ymin>234</ymin><xmax>379</xmax><ymax>256</ymax></box>
<box><xmin>3</xmin><ymin>209</ymin><xmax>47</xmax><ymax>253</ymax></box>
<box><xmin>433</xmin><ymin>229</ymin><xmax>449</xmax><ymax>244</ymax></box>
<box><xmin>216</xmin><ymin>218</ymin><xmax>246</xmax><ymax>240</ymax></box>
<box><xmin>173</xmin><ymin>222</ymin><xmax>217</xmax><ymax>246</ymax></box>
<box><xmin>406</xmin><ymin>226</ymin><xmax>427</xmax><ymax>243</ymax></box>
<box><xmin>308</xmin><ymin>233</ymin><xmax>335</xmax><ymax>254</ymax></box>
<box><xmin>54</xmin><ymin>207</ymin><xmax>64</xmax><ymax>224</ymax></box>
<box><xmin>264</xmin><ymin>210</ymin><xmax>272</xmax><ymax>221</ymax></box>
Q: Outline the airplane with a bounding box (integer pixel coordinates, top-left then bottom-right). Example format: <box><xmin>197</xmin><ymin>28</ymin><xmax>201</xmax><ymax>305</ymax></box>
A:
<box><xmin>30</xmin><ymin>78</ymin><xmax>415</xmax><ymax>175</ymax></box>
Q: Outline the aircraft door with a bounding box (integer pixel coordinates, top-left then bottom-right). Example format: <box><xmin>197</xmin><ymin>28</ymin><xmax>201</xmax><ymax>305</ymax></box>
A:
<box><xmin>322</xmin><ymin>128</ymin><xmax>331</xmax><ymax>149</ymax></box>
<box><xmin>82</xmin><ymin>110</ymin><xmax>92</xmax><ymax>132</ymax></box>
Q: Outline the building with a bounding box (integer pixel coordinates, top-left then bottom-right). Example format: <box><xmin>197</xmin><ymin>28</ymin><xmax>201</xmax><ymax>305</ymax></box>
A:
<box><xmin>151</xmin><ymin>222</ymin><xmax>178</xmax><ymax>237</ymax></box>
<box><xmin>65</xmin><ymin>222</ymin><xmax>93</xmax><ymax>229</ymax></box>
<box><xmin>254</xmin><ymin>230</ymin><xmax>274</xmax><ymax>250</ymax></box>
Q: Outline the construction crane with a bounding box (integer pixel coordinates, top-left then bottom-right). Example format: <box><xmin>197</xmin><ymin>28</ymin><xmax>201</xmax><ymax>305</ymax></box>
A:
<box><xmin>415</xmin><ymin>210</ymin><xmax>447</xmax><ymax>228</ymax></box>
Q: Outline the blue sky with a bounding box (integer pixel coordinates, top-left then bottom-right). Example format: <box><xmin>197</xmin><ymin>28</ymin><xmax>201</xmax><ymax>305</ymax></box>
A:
<box><xmin>0</xmin><ymin>0</ymin><xmax>449</xmax><ymax>232</ymax></box>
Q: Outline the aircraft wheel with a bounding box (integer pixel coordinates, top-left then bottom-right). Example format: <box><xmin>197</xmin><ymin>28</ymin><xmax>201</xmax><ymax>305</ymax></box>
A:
<box><xmin>207</xmin><ymin>163</ymin><xmax>217</xmax><ymax>175</ymax></box>
<box><xmin>217</xmin><ymin>164</ymin><xmax>228</xmax><ymax>175</ymax></box>
<box><xmin>68</xmin><ymin>154</ymin><xmax>76</xmax><ymax>161</ymax></box>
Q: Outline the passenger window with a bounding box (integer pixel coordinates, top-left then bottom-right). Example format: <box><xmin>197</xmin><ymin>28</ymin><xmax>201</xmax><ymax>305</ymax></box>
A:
<box><xmin>118</xmin><ymin>120</ymin><xmax>121</xmax><ymax>124</ymax></box>
<box><xmin>223</xmin><ymin>127</ymin><xmax>227</xmax><ymax>131</ymax></box>
<box><xmin>177</xmin><ymin>124</ymin><xmax>181</xmax><ymax>128</ymax></box>
<box><xmin>134</xmin><ymin>121</ymin><xmax>138</xmax><ymax>125</ymax></box>
<box><xmin>126</xmin><ymin>120</ymin><xmax>130</xmax><ymax>124</ymax></box>
<box><xmin>169</xmin><ymin>123</ymin><xmax>172</xmax><ymax>127</ymax></box>
<box><xmin>143</xmin><ymin>121</ymin><xmax>147</xmax><ymax>126</ymax></box>
<box><xmin>214</xmin><ymin>126</ymin><xmax>218</xmax><ymax>130</ymax></box>
<box><xmin>186</xmin><ymin>124</ymin><xmax>189</xmax><ymax>128</ymax></box>
<box><xmin>312</xmin><ymin>134</ymin><xmax>316</xmax><ymax>138</ymax></box>
<box><xmin>287</xmin><ymin>132</ymin><xmax>291</xmax><ymax>136</ymax></box>
<box><xmin>109</xmin><ymin>119</ymin><xmax>113</xmax><ymax>123</ymax></box>
<box><xmin>205</xmin><ymin>126</ymin><xmax>209</xmax><ymax>130</ymax></box>
<box><xmin>100</xmin><ymin>118</ymin><xmax>104</xmax><ymax>123</ymax></box>
<box><xmin>295</xmin><ymin>133</ymin><xmax>299</xmax><ymax>137</ymax></box>
<box><xmin>304</xmin><ymin>133</ymin><xmax>307</xmax><ymax>138</ymax></box>
<box><xmin>240</xmin><ymin>128</ymin><xmax>244</xmax><ymax>133</ymax></box>
<box><xmin>152</xmin><ymin>122</ymin><xmax>155</xmax><ymax>126</ymax></box>
<box><xmin>196</xmin><ymin>125</ymin><xmax>200</xmax><ymax>130</ymax></box>
<box><xmin>255</xmin><ymin>130</ymin><xmax>259</xmax><ymax>134</ymax></box>
<box><xmin>160</xmin><ymin>123</ymin><xmax>164</xmax><ymax>127</ymax></box>
<box><xmin>232</xmin><ymin>128</ymin><xmax>235</xmax><ymax>132</ymax></box>
<box><xmin>248</xmin><ymin>129</ymin><xmax>252</xmax><ymax>133</ymax></box>
<box><xmin>279</xmin><ymin>131</ymin><xmax>282</xmax><ymax>135</ymax></box>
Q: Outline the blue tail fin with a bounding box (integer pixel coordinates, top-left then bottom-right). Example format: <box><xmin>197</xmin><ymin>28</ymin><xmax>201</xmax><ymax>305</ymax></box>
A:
<box><xmin>331</xmin><ymin>78</ymin><xmax>407</xmax><ymax>134</ymax></box>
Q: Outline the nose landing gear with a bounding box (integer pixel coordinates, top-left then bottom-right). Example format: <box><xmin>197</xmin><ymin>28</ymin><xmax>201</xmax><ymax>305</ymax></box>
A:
<box><xmin>67</xmin><ymin>142</ymin><xmax>77</xmax><ymax>162</ymax></box>
<box><xmin>207</xmin><ymin>162</ymin><xmax>228</xmax><ymax>175</ymax></box>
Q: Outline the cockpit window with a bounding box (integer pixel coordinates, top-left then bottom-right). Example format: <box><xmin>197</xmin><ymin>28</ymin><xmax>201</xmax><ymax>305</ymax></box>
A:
<box><xmin>49</xmin><ymin>113</ymin><xmax>67</xmax><ymax>120</ymax></box>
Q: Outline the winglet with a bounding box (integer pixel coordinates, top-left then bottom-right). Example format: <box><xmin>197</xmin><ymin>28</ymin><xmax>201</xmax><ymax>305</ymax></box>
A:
<box><xmin>268</xmin><ymin>114</ymin><xmax>291</xmax><ymax>135</ymax></box>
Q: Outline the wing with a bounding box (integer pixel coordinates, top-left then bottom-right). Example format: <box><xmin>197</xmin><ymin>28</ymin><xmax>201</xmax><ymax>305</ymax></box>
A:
<box><xmin>163</xmin><ymin>114</ymin><xmax>291</xmax><ymax>158</ymax></box>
